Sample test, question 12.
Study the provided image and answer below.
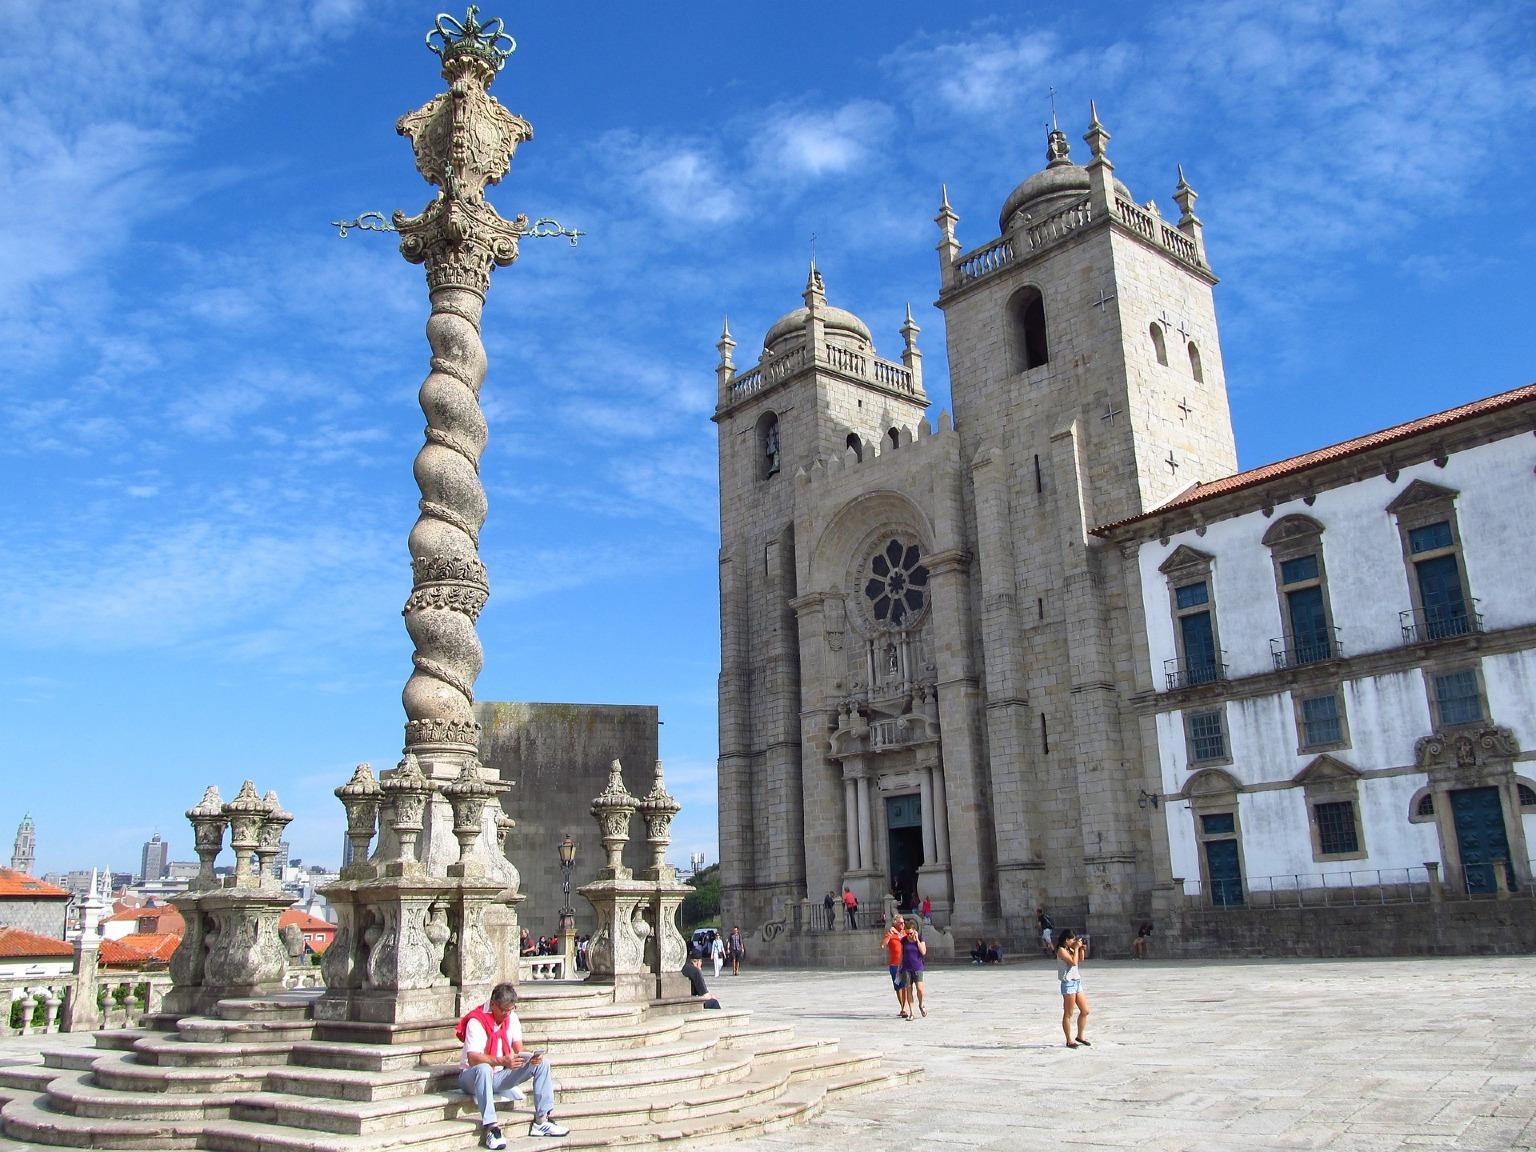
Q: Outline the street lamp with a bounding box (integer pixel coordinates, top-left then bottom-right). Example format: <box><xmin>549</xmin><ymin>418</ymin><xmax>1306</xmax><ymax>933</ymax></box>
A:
<box><xmin>557</xmin><ymin>835</ymin><xmax>577</xmax><ymax>965</ymax></box>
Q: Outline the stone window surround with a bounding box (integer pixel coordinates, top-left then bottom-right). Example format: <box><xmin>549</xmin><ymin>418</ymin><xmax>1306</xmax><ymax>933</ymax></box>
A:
<box><xmin>1263</xmin><ymin>514</ymin><xmax>1339</xmax><ymax>666</ymax></box>
<box><xmin>1149</xmin><ymin>320</ymin><xmax>1168</xmax><ymax>366</ymax></box>
<box><xmin>1410</xmin><ymin>725</ymin><xmax>1529</xmax><ymax>891</ymax></box>
<box><xmin>1186</xmin><ymin>768</ymin><xmax>1247</xmax><ymax>903</ymax></box>
<box><xmin>1422</xmin><ymin>658</ymin><xmax>1489</xmax><ymax>732</ymax></box>
<box><xmin>1160</xmin><ymin>545</ymin><xmax>1223</xmax><ymax>686</ymax></box>
<box><xmin>1294</xmin><ymin>754</ymin><xmax>1368</xmax><ymax>862</ymax></box>
<box><xmin>1184</xmin><ymin>705</ymin><xmax>1231</xmax><ymax>768</ymax></box>
<box><xmin>1387</xmin><ymin>480</ymin><xmax>1474</xmax><ymax>634</ymax></box>
<box><xmin>1292</xmin><ymin>684</ymin><xmax>1350</xmax><ymax>755</ymax></box>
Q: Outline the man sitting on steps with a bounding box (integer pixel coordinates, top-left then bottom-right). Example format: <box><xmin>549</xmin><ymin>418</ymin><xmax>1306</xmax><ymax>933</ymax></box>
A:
<box><xmin>458</xmin><ymin>981</ymin><xmax>570</xmax><ymax>1148</ymax></box>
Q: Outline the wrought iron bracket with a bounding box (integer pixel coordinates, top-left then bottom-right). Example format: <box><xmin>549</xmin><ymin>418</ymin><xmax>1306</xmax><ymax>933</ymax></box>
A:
<box><xmin>333</xmin><ymin>211</ymin><xmax>582</xmax><ymax>246</ymax></box>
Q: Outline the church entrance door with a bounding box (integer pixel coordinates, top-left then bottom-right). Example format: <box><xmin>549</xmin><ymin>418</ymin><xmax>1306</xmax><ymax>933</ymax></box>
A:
<box><xmin>885</xmin><ymin>794</ymin><xmax>923</xmax><ymax>910</ymax></box>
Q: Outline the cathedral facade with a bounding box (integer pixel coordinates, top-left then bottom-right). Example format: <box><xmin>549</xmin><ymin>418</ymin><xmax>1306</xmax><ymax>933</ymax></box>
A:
<box><xmin>713</xmin><ymin>110</ymin><xmax>1536</xmax><ymax>947</ymax></box>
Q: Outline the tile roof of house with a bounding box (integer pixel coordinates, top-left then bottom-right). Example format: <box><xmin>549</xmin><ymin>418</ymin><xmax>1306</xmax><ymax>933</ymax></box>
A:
<box><xmin>113</xmin><ymin>932</ymin><xmax>181</xmax><ymax>964</ymax></box>
<box><xmin>102</xmin><ymin>904</ymin><xmax>185</xmax><ymax>934</ymax></box>
<box><xmin>1094</xmin><ymin>382</ymin><xmax>1536</xmax><ymax>534</ymax></box>
<box><xmin>0</xmin><ymin>926</ymin><xmax>74</xmax><ymax>959</ymax></box>
<box><xmin>279</xmin><ymin>909</ymin><xmax>336</xmax><ymax>934</ymax></box>
<box><xmin>0</xmin><ymin>869</ymin><xmax>71</xmax><ymax>899</ymax></box>
<box><xmin>98</xmin><ymin>938</ymin><xmax>154</xmax><ymax>966</ymax></box>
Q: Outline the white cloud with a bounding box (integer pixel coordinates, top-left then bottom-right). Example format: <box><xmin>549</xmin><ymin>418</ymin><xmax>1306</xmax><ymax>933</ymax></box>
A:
<box><xmin>753</xmin><ymin>100</ymin><xmax>896</xmax><ymax>179</ymax></box>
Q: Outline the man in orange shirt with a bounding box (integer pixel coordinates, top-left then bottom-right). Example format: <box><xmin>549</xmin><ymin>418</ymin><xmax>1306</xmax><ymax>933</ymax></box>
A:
<box><xmin>882</xmin><ymin>915</ymin><xmax>910</xmax><ymax>1018</ymax></box>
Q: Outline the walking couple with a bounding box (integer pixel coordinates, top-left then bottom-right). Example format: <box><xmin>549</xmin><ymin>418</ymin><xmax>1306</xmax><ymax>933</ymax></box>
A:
<box><xmin>881</xmin><ymin>915</ymin><xmax>928</xmax><ymax>1020</ymax></box>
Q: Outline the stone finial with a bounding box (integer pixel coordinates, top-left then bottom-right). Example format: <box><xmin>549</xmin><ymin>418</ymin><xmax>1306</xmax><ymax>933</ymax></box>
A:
<box><xmin>1174</xmin><ymin>164</ymin><xmax>1199</xmax><ymax>223</ymax></box>
<box><xmin>441</xmin><ymin>759</ymin><xmax>496</xmax><ymax>875</ymax></box>
<box><xmin>222</xmin><ymin>781</ymin><xmax>270</xmax><ymax>886</ymax></box>
<box><xmin>590</xmin><ymin>759</ymin><xmax>639</xmax><ymax>880</ymax></box>
<box><xmin>716</xmin><ymin>317</ymin><xmax>736</xmax><ymax>369</ymax></box>
<box><xmin>1084</xmin><ymin>100</ymin><xmax>1111</xmax><ymax>161</ymax></box>
<box><xmin>185</xmin><ymin>786</ymin><xmax>228</xmax><ymax>889</ymax></box>
<box><xmin>336</xmin><ymin>763</ymin><xmax>383</xmax><ymax>878</ymax></box>
<box><xmin>382</xmin><ymin>753</ymin><xmax>435</xmax><ymax>875</ymax></box>
<box><xmin>636</xmin><ymin>760</ymin><xmax>682</xmax><ymax>881</ymax></box>
<box><xmin>934</xmin><ymin>185</ymin><xmax>961</xmax><ymax>280</ymax></box>
<box><xmin>1046</xmin><ymin>125</ymin><xmax>1072</xmax><ymax>167</ymax></box>
<box><xmin>901</xmin><ymin>303</ymin><xmax>920</xmax><ymax>348</ymax></box>
<box><xmin>803</xmin><ymin>258</ymin><xmax>826</xmax><ymax>311</ymax></box>
<box><xmin>256</xmin><ymin>790</ymin><xmax>294</xmax><ymax>884</ymax></box>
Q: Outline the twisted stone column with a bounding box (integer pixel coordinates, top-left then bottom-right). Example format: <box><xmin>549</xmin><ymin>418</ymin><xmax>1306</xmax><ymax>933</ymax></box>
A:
<box><xmin>394</xmin><ymin>12</ymin><xmax>533</xmax><ymax>771</ymax></box>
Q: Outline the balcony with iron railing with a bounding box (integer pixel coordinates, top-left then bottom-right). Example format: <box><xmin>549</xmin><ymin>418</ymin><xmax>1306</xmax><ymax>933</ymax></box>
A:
<box><xmin>1269</xmin><ymin>628</ymin><xmax>1344</xmax><ymax>670</ymax></box>
<box><xmin>1400</xmin><ymin>602</ymin><xmax>1485</xmax><ymax>644</ymax></box>
<box><xmin>1164</xmin><ymin>654</ymin><xmax>1229</xmax><ymax>692</ymax></box>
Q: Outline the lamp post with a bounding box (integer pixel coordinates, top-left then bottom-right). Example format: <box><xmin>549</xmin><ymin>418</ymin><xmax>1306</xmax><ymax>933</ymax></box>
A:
<box><xmin>558</xmin><ymin>835</ymin><xmax>577</xmax><ymax>966</ymax></box>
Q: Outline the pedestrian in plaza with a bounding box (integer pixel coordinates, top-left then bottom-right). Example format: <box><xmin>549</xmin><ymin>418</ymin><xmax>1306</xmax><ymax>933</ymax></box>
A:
<box><xmin>900</xmin><ymin>920</ymin><xmax>928</xmax><ymax>1018</ymax></box>
<box><xmin>842</xmin><ymin>886</ymin><xmax>859</xmax><ymax>929</ymax></box>
<box><xmin>709</xmin><ymin>929</ymin><xmax>725</xmax><ymax>978</ymax></box>
<box><xmin>882</xmin><ymin>915</ymin><xmax>909</xmax><ymax>1017</ymax></box>
<box><xmin>728</xmin><ymin>925</ymin><xmax>745</xmax><ymax>975</ymax></box>
<box><xmin>823</xmin><ymin>890</ymin><xmax>836</xmax><ymax>931</ymax></box>
<box><xmin>1133</xmin><ymin>920</ymin><xmax>1153</xmax><ymax>959</ymax></box>
<box><xmin>920</xmin><ymin>894</ymin><xmax>932</xmax><ymax>921</ymax></box>
<box><xmin>1036</xmin><ymin>906</ymin><xmax>1054</xmax><ymax>955</ymax></box>
<box><xmin>1056</xmin><ymin>928</ymin><xmax>1090</xmax><ymax>1048</ymax></box>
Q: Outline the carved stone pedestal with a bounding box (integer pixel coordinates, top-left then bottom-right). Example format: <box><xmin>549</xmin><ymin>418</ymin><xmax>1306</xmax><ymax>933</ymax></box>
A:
<box><xmin>578</xmin><ymin>877</ymin><xmax>693</xmax><ymax>1002</ymax></box>
<box><xmin>315</xmin><ymin>876</ymin><xmax>510</xmax><ymax>1031</ymax></box>
<box><xmin>163</xmin><ymin>887</ymin><xmax>294</xmax><ymax>1017</ymax></box>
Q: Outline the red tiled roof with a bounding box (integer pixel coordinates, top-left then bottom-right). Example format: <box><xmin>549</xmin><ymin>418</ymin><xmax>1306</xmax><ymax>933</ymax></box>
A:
<box><xmin>0</xmin><ymin>926</ymin><xmax>74</xmax><ymax>959</ymax></box>
<box><xmin>115</xmin><ymin>933</ymin><xmax>181</xmax><ymax>963</ymax></box>
<box><xmin>1095</xmin><ymin>382</ymin><xmax>1536</xmax><ymax>534</ymax></box>
<box><xmin>98</xmin><ymin>938</ymin><xmax>153</xmax><ymax>966</ymax></box>
<box><xmin>104</xmin><ymin>905</ymin><xmax>185</xmax><ymax>934</ymax></box>
<box><xmin>0</xmin><ymin>869</ymin><xmax>70</xmax><ymax>899</ymax></box>
<box><xmin>279</xmin><ymin>909</ymin><xmax>335</xmax><ymax>935</ymax></box>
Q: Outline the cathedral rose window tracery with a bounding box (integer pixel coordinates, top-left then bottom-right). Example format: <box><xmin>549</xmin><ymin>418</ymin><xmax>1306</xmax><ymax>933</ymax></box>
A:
<box><xmin>864</xmin><ymin>539</ymin><xmax>929</xmax><ymax>624</ymax></box>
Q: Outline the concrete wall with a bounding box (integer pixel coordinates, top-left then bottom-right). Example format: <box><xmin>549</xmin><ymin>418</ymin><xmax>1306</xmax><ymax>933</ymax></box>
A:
<box><xmin>475</xmin><ymin>701</ymin><xmax>659</xmax><ymax>940</ymax></box>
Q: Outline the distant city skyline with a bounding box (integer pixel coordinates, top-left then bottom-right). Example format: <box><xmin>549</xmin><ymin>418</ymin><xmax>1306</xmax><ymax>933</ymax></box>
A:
<box><xmin>3</xmin><ymin>2</ymin><xmax>1534</xmax><ymax>876</ymax></box>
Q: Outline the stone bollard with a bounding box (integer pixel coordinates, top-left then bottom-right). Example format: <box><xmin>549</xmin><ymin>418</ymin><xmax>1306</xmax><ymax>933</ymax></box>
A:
<box><xmin>1493</xmin><ymin>860</ymin><xmax>1511</xmax><ymax>900</ymax></box>
<box><xmin>1424</xmin><ymin>862</ymin><xmax>1443</xmax><ymax>903</ymax></box>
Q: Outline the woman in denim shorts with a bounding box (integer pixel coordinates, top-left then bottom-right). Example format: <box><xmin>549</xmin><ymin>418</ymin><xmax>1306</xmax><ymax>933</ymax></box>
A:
<box><xmin>1055</xmin><ymin>928</ymin><xmax>1090</xmax><ymax>1048</ymax></box>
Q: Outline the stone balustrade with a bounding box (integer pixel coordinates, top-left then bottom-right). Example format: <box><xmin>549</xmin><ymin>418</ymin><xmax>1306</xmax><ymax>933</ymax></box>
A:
<box><xmin>726</xmin><ymin>342</ymin><xmax>914</xmax><ymax>408</ymax></box>
<box><xmin>517</xmin><ymin>955</ymin><xmax>568</xmax><ymax>980</ymax></box>
<box><xmin>950</xmin><ymin>194</ymin><xmax>1204</xmax><ymax>292</ymax></box>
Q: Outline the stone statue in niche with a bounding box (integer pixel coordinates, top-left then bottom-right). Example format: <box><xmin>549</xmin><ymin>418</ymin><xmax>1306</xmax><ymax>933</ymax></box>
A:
<box><xmin>885</xmin><ymin>644</ymin><xmax>899</xmax><ymax>675</ymax></box>
<box><xmin>765</xmin><ymin>421</ymin><xmax>780</xmax><ymax>475</ymax></box>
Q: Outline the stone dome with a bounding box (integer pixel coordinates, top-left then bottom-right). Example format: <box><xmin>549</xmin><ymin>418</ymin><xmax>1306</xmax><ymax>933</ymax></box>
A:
<box><xmin>763</xmin><ymin>304</ymin><xmax>872</xmax><ymax>354</ymax></box>
<box><xmin>998</xmin><ymin>129</ymin><xmax>1132</xmax><ymax>233</ymax></box>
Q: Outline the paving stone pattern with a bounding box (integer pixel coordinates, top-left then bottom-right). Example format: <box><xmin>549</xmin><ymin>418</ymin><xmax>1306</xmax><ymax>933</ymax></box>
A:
<box><xmin>726</xmin><ymin>956</ymin><xmax>1536</xmax><ymax>1151</ymax></box>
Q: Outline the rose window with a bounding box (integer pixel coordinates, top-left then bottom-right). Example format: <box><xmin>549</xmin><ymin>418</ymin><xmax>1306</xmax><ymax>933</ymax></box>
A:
<box><xmin>864</xmin><ymin>539</ymin><xmax>929</xmax><ymax>624</ymax></box>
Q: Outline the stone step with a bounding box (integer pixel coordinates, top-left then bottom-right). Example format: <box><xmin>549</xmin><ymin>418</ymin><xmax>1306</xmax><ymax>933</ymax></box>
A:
<box><xmin>178</xmin><ymin>1016</ymin><xmax>316</xmax><ymax>1044</ymax></box>
<box><xmin>41</xmin><ymin>1070</ymin><xmax>245</xmax><ymax>1122</ymax></box>
<box><xmin>90</xmin><ymin>1031</ymin><xmax>149</xmax><ymax>1052</ymax></box>
<box><xmin>37</xmin><ymin>1053</ymin><xmax>94</xmax><ymax>1074</ymax></box>
<box><xmin>85</xmin><ymin>1051</ymin><xmax>272</xmax><ymax>1095</ymax></box>
<box><xmin>130</xmin><ymin>1033</ymin><xmax>299</xmax><ymax>1068</ymax></box>
<box><xmin>1</xmin><ymin>1095</ymin><xmax>203</xmax><ymax>1149</ymax></box>
<box><xmin>0</xmin><ymin>1071</ymin><xmax>51</xmax><ymax>1097</ymax></box>
<box><xmin>288</xmin><ymin>1039</ymin><xmax>455</xmax><ymax>1073</ymax></box>
<box><xmin>216</xmin><ymin>996</ymin><xmax>319</xmax><ymax>1023</ymax></box>
<box><xmin>262</xmin><ymin>1064</ymin><xmax>457</xmax><ymax>1103</ymax></box>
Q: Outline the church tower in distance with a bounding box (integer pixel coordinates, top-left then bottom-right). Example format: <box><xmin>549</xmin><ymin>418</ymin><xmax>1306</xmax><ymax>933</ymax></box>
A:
<box><xmin>10</xmin><ymin>814</ymin><xmax>35</xmax><ymax>875</ymax></box>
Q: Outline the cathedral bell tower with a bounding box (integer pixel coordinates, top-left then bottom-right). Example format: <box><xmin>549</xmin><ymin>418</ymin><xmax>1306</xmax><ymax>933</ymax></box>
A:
<box><xmin>10</xmin><ymin>814</ymin><xmax>35</xmax><ymax>875</ymax></box>
<box><xmin>713</xmin><ymin>264</ymin><xmax>929</xmax><ymax>931</ymax></box>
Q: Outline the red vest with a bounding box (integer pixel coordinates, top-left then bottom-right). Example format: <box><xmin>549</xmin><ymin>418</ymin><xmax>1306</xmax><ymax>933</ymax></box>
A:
<box><xmin>456</xmin><ymin>1005</ymin><xmax>512</xmax><ymax>1061</ymax></box>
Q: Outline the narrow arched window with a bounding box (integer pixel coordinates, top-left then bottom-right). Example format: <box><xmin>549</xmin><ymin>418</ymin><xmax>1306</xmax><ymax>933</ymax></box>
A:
<box><xmin>1150</xmin><ymin>323</ymin><xmax>1168</xmax><ymax>366</ymax></box>
<box><xmin>1006</xmin><ymin>286</ymin><xmax>1048</xmax><ymax>372</ymax></box>
<box><xmin>846</xmin><ymin>432</ymin><xmax>863</xmax><ymax>462</ymax></box>
<box><xmin>757</xmin><ymin>411</ymin><xmax>780</xmax><ymax>480</ymax></box>
<box><xmin>1188</xmin><ymin>341</ymin><xmax>1203</xmax><ymax>382</ymax></box>
<box><xmin>887</xmin><ymin>427</ymin><xmax>900</xmax><ymax>450</ymax></box>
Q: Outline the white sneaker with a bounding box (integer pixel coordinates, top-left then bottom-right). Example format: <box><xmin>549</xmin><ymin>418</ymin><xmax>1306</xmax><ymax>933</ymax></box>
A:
<box><xmin>482</xmin><ymin>1124</ymin><xmax>507</xmax><ymax>1150</ymax></box>
<box><xmin>493</xmin><ymin>1087</ymin><xmax>526</xmax><ymax>1104</ymax></box>
<box><xmin>529</xmin><ymin>1117</ymin><xmax>570</xmax><ymax>1138</ymax></box>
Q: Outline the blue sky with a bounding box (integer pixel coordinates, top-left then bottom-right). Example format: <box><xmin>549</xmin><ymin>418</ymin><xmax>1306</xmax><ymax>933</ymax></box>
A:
<box><xmin>3</xmin><ymin>1</ymin><xmax>1534</xmax><ymax>878</ymax></box>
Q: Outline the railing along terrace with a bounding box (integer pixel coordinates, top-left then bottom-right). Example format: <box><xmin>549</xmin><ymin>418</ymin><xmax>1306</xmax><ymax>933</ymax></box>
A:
<box><xmin>1115</xmin><ymin>197</ymin><xmax>1158</xmax><ymax>242</ymax></box>
<box><xmin>1400</xmin><ymin>602</ymin><xmax>1485</xmax><ymax>644</ymax></box>
<box><xmin>1179</xmin><ymin>867</ymin><xmax>1437</xmax><ymax>909</ymax></box>
<box><xmin>872</xmin><ymin>358</ymin><xmax>914</xmax><ymax>392</ymax></box>
<box><xmin>1024</xmin><ymin>198</ymin><xmax>1093</xmax><ymax>252</ymax></box>
<box><xmin>729</xmin><ymin>344</ymin><xmax>808</xmax><ymax>400</ymax></box>
<box><xmin>956</xmin><ymin>236</ymin><xmax>1015</xmax><ymax>283</ymax></box>
<box><xmin>1269</xmin><ymin>628</ymin><xmax>1344</xmax><ymax>670</ymax></box>
<box><xmin>1161</xmin><ymin>223</ymin><xmax>1198</xmax><ymax>263</ymax></box>
<box><xmin>1163</xmin><ymin>655</ymin><xmax>1229</xmax><ymax>691</ymax></box>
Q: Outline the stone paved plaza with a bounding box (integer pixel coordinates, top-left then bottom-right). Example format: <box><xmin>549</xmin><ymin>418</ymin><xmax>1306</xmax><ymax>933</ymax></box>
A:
<box><xmin>725</xmin><ymin>955</ymin><xmax>1536</xmax><ymax>1151</ymax></box>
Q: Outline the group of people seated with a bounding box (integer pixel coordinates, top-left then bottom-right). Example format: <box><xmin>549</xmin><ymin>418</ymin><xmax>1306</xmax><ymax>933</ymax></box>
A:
<box><xmin>517</xmin><ymin>928</ymin><xmax>562</xmax><ymax>957</ymax></box>
<box><xmin>968</xmin><ymin>938</ymin><xmax>1005</xmax><ymax>964</ymax></box>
